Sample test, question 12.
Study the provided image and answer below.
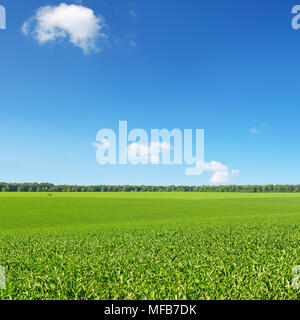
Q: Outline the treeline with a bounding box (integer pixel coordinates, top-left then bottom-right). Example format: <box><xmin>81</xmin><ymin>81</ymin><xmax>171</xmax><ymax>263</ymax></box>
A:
<box><xmin>1</xmin><ymin>183</ymin><xmax>300</xmax><ymax>193</ymax></box>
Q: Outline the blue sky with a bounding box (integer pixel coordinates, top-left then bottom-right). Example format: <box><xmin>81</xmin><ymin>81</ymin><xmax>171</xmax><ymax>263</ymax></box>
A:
<box><xmin>0</xmin><ymin>0</ymin><xmax>300</xmax><ymax>186</ymax></box>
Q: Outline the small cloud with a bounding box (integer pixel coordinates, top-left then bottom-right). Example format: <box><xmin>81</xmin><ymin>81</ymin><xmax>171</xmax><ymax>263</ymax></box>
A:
<box><xmin>22</xmin><ymin>3</ymin><xmax>108</xmax><ymax>54</ymax></box>
<box><xmin>249</xmin><ymin>124</ymin><xmax>269</xmax><ymax>134</ymax></box>
<box><xmin>67</xmin><ymin>152</ymin><xmax>73</xmax><ymax>157</ymax></box>
<box><xmin>129</xmin><ymin>39</ymin><xmax>137</xmax><ymax>47</ymax></box>
<box><xmin>126</xmin><ymin>33</ymin><xmax>137</xmax><ymax>48</ymax></box>
<box><xmin>249</xmin><ymin>127</ymin><xmax>259</xmax><ymax>134</ymax></box>
<box><xmin>129</xmin><ymin>9</ymin><xmax>137</xmax><ymax>18</ymax></box>
<box><xmin>203</xmin><ymin>160</ymin><xmax>239</xmax><ymax>184</ymax></box>
<box><xmin>128</xmin><ymin>1</ymin><xmax>138</xmax><ymax>18</ymax></box>
<box><xmin>231</xmin><ymin>169</ymin><xmax>240</xmax><ymax>176</ymax></box>
<box><xmin>92</xmin><ymin>139</ymin><xmax>110</xmax><ymax>150</ymax></box>
<box><xmin>203</xmin><ymin>161</ymin><xmax>228</xmax><ymax>173</ymax></box>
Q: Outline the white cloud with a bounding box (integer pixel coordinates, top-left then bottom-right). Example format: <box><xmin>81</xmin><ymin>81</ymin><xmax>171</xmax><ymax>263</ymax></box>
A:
<box><xmin>129</xmin><ymin>39</ymin><xmax>137</xmax><ymax>47</ymax></box>
<box><xmin>128</xmin><ymin>142</ymin><xmax>171</xmax><ymax>164</ymax></box>
<box><xmin>231</xmin><ymin>169</ymin><xmax>240</xmax><ymax>176</ymax></box>
<box><xmin>249</xmin><ymin>128</ymin><xmax>259</xmax><ymax>134</ymax></box>
<box><xmin>22</xmin><ymin>3</ymin><xmax>108</xmax><ymax>54</ymax></box>
<box><xmin>92</xmin><ymin>139</ymin><xmax>110</xmax><ymax>150</ymax></box>
<box><xmin>203</xmin><ymin>161</ymin><xmax>228</xmax><ymax>173</ymax></box>
<box><xmin>92</xmin><ymin>140</ymin><xmax>171</xmax><ymax>164</ymax></box>
<box><xmin>210</xmin><ymin>171</ymin><xmax>230</xmax><ymax>184</ymax></box>
<box><xmin>126</xmin><ymin>33</ymin><xmax>137</xmax><ymax>48</ymax></box>
<box><xmin>203</xmin><ymin>160</ymin><xmax>239</xmax><ymax>184</ymax></box>
<box><xmin>129</xmin><ymin>9</ymin><xmax>137</xmax><ymax>18</ymax></box>
<box><xmin>128</xmin><ymin>143</ymin><xmax>149</xmax><ymax>163</ymax></box>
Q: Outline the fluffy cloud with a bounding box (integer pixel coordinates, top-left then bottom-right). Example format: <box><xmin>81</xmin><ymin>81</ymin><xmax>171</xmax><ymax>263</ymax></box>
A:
<box><xmin>209</xmin><ymin>171</ymin><xmax>230</xmax><ymax>184</ymax></box>
<box><xmin>203</xmin><ymin>161</ymin><xmax>228</xmax><ymax>173</ymax></box>
<box><xmin>203</xmin><ymin>161</ymin><xmax>239</xmax><ymax>184</ymax></box>
<box><xmin>128</xmin><ymin>142</ymin><xmax>171</xmax><ymax>164</ymax></box>
<box><xmin>21</xmin><ymin>3</ymin><xmax>107</xmax><ymax>54</ymax></box>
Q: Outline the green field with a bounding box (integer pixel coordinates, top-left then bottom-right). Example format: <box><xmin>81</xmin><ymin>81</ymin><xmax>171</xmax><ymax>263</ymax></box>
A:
<box><xmin>0</xmin><ymin>192</ymin><xmax>299</xmax><ymax>300</ymax></box>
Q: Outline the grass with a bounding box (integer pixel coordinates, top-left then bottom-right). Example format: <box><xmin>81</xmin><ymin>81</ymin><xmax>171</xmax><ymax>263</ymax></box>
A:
<box><xmin>0</xmin><ymin>192</ymin><xmax>299</xmax><ymax>300</ymax></box>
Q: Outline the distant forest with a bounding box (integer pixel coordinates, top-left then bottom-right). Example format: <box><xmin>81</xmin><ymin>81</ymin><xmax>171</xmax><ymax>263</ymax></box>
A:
<box><xmin>1</xmin><ymin>183</ymin><xmax>300</xmax><ymax>193</ymax></box>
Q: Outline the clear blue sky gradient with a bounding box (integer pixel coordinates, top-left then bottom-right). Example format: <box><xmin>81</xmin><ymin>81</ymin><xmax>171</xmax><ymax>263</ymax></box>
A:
<box><xmin>0</xmin><ymin>0</ymin><xmax>300</xmax><ymax>185</ymax></box>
